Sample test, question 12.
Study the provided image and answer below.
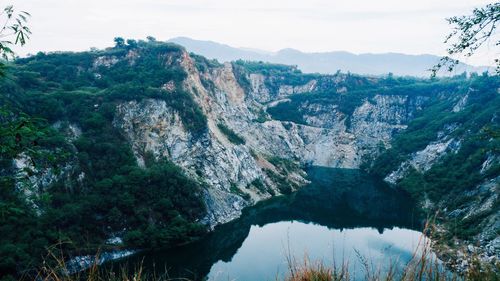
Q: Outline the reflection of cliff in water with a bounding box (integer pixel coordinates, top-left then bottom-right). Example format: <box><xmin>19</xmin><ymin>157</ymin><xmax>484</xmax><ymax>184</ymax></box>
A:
<box><xmin>114</xmin><ymin>168</ymin><xmax>418</xmax><ymax>280</ymax></box>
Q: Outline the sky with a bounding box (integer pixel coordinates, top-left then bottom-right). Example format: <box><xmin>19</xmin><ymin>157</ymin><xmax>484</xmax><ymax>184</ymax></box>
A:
<box><xmin>7</xmin><ymin>0</ymin><xmax>498</xmax><ymax>66</ymax></box>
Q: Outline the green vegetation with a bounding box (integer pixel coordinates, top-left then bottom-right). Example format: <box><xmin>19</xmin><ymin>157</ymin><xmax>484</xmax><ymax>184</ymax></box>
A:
<box><xmin>233</xmin><ymin>60</ymin><xmax>303</xmax><ymax>76</ymax></box>
<box><xmin>433</xmin><ymin>2</ymin><xmax>500</xmax><ymax>75</ymax></box>
<box><xmin>233</xmin><ymin>60</ymin><xmax>322</xmax><ymax>94</ymax></box>
<box><xmin>263</xmin><ymin>169</ymin><xmax>294</xmax><ymax>194</ymax></box>
<box><xmin>262</xmin><ymin>156</ymin><xmax>302</xmax><ymax>195</ymax></box>
<box><xmin>230</xmin><ymin>183</ymin><xmax>250</xmax><ymax>200</ymax></box>
<box><xmin>248</xmin><ymin>178</ymin><xmax>267</xmax><ymax>194</ymax></box>
<box><xmin>0</xmin><ymin>41</ymin><xmax>209</xmax><ymax>280</ymax></box>
<box><xmin>231</xmin><ymin>61</ymin><xmax>252</xmax><ymax>92</ymax></box>
<box><xmin>0</xmin><ymin>5</ymin><xmax>31</xmax><ymax>77</ymax></box>
<box><xmin>267</xmin><ymin>156</ymin><xmax>300</xmax><ymax>172</ymax></box>
<box><xmin>217</xmin><ymin>123</ymin><xmax>245</xmax><ymax>145</ymax></box>
<box><xmin>190</xmin><ymin>52</ymin><xmax>222</xmax><ymax>73</ymax></box>
<box><xmin>165</xmin><ymin>90</ymin><xmax>207</xmax><ymax>134</ymax></box>
<box><xmin>0</xmin><ymin>40</ymin><xmax>207</xmax><ymax>134</ymax></box>
<box><xmin>0</xmin><ymin>36</ymin><xmax>498</xmax><ymax>280</ymax></box>
<box><xmin>251</xmin><ymin>107</ymin><xmax>269</xmax><ymax>123</ymax></box>
<box><xmin>267</xmin><ymin>88</ymin><xmax>371</xmax><ymax>125</ymax></box>
<box><xmin>0</xmin><ymin>111</ymin><xmax>207</xmax><ymax>279</ymax></box>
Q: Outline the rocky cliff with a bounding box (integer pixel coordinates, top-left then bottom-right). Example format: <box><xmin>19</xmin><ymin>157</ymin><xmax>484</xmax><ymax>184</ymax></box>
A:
<box><xmin>105</xmin><ymin>49</ymin><xmax>438</xmax><ymax>228</ymax></box>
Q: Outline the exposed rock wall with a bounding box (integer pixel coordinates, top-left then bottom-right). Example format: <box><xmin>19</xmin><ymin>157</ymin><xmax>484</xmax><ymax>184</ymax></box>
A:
<box><xmin>114</xmin><ymin>99</ymin><xmax>267</xmax><ymax>226</ymax></box>
<box><xmin>112</xmin><ymin>50</ymin><xmax>431</xmax><ymax>226</ymax></box>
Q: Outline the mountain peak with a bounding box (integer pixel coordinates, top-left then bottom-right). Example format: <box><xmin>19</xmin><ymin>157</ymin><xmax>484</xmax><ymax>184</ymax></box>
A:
<box><xmin>277</xmin><ymin>48</ymin><xmax>303</xmax><ymax>55</ymax></box>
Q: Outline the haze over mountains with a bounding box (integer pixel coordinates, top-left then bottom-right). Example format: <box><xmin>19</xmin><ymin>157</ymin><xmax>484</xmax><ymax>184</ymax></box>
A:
<box><xmin>168</xmin><ymin>37</ymin><xmax>489</xmax><ymax>77</ymax></box>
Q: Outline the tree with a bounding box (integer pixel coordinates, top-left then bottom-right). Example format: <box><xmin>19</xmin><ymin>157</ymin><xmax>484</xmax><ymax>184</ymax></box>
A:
<box><xmin>432</xmin><ymin>2</ymin><xmax>500</xmax><ymax>141</ymax></box>
<box><xmin>432</xmin><ymin>2</ymin><xmax>500</xmax><ymax>76</ymax></box>
<box><xmin>126</xmin><ymin>39</ymin><xmax>137</xmax><ymax>48</ymax></box>
<box><xmin>0</xmin><ymin>5</ymin><xmax>31</xmax><ymax>77</ymax></box>
<box><xmin>113</xmin><ymin>36</ymin><xmax>125</xmax><ymax>48</ymax></box>
<box><xmin>0</xmin><ymin>5</ymin><xmax>34</xmax><ymax>158</ymax></box>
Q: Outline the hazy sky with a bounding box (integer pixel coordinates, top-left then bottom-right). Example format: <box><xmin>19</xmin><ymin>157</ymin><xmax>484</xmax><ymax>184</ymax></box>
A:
<box><xmin>8</xmin><ymin>0</ymin><xmax>498</xmax><ymax>66</ymax></box>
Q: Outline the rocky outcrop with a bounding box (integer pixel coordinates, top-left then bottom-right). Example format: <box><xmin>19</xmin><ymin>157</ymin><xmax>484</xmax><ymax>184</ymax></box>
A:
<box><xmin>378</xmin><ymin>105</ymin><xmax>499</xmax><ymax>271</ymax></box>
<box><xmin>66</xmin><ymin>250</ymin><xmax>137</xmax><ymax>274</ymax></box>
<box><xmin>436</xmin><ymin>176</ymin><xmax>500</xmax><ymax>272</ymax></box>
<box><xmin>113</xmin><ymin>55</ymin><xmax>313</xmax><ymax>227</ymax></box>
<box><xmin>384</xmin><ymin>122</ymin><xmax>462</xmax><ymax>185</ymax></box>
<box><xmin>259</xmin><ymin>94</ymin><xmax>427</xmax><ymax>168</ymax></box>
<box><xmin>114</xmin><ymin>99</ymin><xmax>270</xmax><ymax>226</ymax></box>
<box><xmin>5</xmin><ymin>43</ymin><xmax>498</xmax><ymax>277</ymax></box>
<box><xmin>12</xmin><ymin>122</ymin><xmax>82</xmax><ymax>211</ymax></box>
<box><xmin>452</xmin><ymin>93</ymin><xmax>469</xmax><ymax>113</ymax></box>
<box><xmin>247</xmin><ymin>73</ymin><xmax>317</xmax><ymax>103</ymax></box>
<box><xmin>13</xmin><ymin>153</ymin><xmax>61</xmax><ymax>208</ymax></box>
<box><xmin>385</xmin><ymin>137</ymin><xmax>461</xmax><ymax>185</ymax></box>
<box><xmin>481</xmin><ymin>153</ymin><xmax>499</xmax><ymax>174</ymax></box>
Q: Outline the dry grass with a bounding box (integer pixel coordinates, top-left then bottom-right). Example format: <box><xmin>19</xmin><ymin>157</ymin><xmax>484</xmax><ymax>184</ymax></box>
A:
<box><xmin>283</xmin><ymin>253</ymin><xmax>499</xmax><ymax>281</ymax></box>
<box><xmin>283</xmin><ymin>222</ymin><xmax>499</xmax><ymax>281</ymax></box>
<box><xmin>283</xmin><ymin>254</ymin><xmax>350</xmax><ymax>281</ymax></box>
<box><xmin>29</xmin><ymin>260</ymin><xmax>189</xmax><ymax>281</ymax></box>
<box><xmin>19</xmin><ymin>243</ymin><xmax>188</xmax><ymax>281</ymax></box>
<box><xmin>283</xmin><ymin>249</ymin><xmax>453</xmax><ymax>281</ymax></box>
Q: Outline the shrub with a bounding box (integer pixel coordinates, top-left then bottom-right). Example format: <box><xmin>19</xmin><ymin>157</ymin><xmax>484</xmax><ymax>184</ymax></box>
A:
<box><xmin>217</xmin><ymin>123</ymin><xmax>245</xmax><ymax>145</ymax></box>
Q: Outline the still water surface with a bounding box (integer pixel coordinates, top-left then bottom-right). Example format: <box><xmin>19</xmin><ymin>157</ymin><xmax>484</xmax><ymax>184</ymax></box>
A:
<box><xmin>116</xmin><ymin>168</ymin><xmax>425</xmax><ymax>280</ymax></box>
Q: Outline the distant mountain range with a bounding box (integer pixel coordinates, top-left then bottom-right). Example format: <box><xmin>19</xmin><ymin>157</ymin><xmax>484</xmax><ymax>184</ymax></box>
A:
<box><xmin>168</xmin><ymin>37</ymin><xmax>489</xmax><ymax>77</ymax></box>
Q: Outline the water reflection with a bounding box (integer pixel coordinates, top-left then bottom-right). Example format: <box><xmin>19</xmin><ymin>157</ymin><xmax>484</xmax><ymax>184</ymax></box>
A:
<box><xmin>114</xmin><ymin>168</ymin><xmax>420</xmax><ymax>280</ymax></box>
<box><xmin>209</xmin><ymin>224</ymin><xmax>423</xmax><ymax>281</ymax></box>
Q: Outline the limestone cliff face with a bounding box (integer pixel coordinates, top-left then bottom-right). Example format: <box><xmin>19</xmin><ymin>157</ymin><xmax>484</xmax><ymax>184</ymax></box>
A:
<box><xmin>114</xmin><ymin>99</ymin><xmax>265</xmax><ymax>226</ymax></box>
<box><xmin>111</xmin><ymin>50</ymin><xmax>430</xmax><ymax>227</ymax></box>
<box><xmin>243</xmin><ymin>94</ymin><xmax>428</xmax><ymax>168</ymax></box>
<box><xmin>113</xmin><ymin>53</ymin><xmax>307</xmax><ymax>226</ymax></box>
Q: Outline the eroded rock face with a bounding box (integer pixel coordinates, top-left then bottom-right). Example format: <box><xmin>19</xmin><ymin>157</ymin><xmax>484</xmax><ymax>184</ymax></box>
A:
<box><xmin>114</xmin><ymin>99</ymin><xmax>261</xmax><ymax>227</ymax></box>
<box><xmin>247</xmin><ymin>72</ymin><xmax>340</xmax><ymax>103</ymax></box>
<box><xmin>112</xmin><ymin>50</ymin><xmax>432</xmax><ymax>227</ymax></box>
<box><xmin>255</xmin><ymin>94</ymin><xmax>427</xmax><ymax>168</ymax></box>
<box><xmin>385</xmin><ymin>137</ymin><xmax>462</xmax><ymax>185</ymax></box>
